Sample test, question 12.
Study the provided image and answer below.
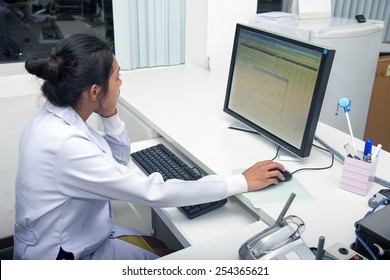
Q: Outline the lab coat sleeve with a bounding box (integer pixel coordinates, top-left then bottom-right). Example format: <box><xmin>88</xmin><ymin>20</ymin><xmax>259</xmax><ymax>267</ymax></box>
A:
<box><xmin>55</xmin><ymin>134</ymin><xmax>246</xmax><ymax>207</ymax></box>
<box><xmin>99</xmin><ymin>113</ymin><xmax>130</xmax><ymax>164</ymax></box>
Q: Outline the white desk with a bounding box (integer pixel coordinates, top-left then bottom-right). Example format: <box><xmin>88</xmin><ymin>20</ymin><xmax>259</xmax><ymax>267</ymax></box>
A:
<box><xmin>119</xmin><ymin>65</ymin><xmax>389</xmax><ymax>258</ymax></box>
<box><xmin>129</xmin><ymin>137</ymin><xmax>264</xmax><ymax>248</ymax></box>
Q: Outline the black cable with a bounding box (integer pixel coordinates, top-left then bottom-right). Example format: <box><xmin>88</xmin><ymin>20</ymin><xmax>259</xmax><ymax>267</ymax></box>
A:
<box><xmin>271</xmin><ymin>143</ymin><xmax>333</xmax><ymax>174</ymax></box>
<box><xmin>271</xmin><ymin>145</ymin><xmax>280</xmax><ymax>161</ymax></box>
<box><xmin>290</xmin><ymin>144</ymin><xmax>334</xmax><ymax>175</ymax></box>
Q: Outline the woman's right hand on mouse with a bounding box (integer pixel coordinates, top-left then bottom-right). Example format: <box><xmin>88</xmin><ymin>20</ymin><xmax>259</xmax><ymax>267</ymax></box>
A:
<box><xmin>242</xmin><ymin>160</ymin><xmax>285</xmax><ymax>192</ymax></box>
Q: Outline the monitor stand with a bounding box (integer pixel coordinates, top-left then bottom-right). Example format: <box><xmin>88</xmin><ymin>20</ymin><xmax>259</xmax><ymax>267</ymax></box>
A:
<box><xmin>228</xmin><ymin>120</ymin><xmax>302</xmax><ymax>162</ymax></box>
<box><xmin>277</xmin><ymin>149</ymin><xmax>302</xmax><ymax>162</ymax></box>
<box><xmin>228</xmin><ymin>120</ymin><xmax>259</xmax><ymax>134</ymax></box>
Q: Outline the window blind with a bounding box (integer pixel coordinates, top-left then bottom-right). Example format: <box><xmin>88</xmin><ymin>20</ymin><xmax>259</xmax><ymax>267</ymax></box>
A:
<box><xmin>113</xmin><ymin>0</ymin><xmax>185</xmax><ymax>70</ymax></box>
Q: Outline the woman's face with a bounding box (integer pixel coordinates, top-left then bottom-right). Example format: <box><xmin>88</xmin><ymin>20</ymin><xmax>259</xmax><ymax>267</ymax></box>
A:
<box><xmin>98</xmin><ymin>56</ymin><xmax>122</xmax><ymax>114</ymax></box>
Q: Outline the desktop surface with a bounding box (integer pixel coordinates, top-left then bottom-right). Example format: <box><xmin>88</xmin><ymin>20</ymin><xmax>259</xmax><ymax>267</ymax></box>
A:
<box><xmin>119</xmin><ymin>65</ymin><xmax>389</xmax><ymax>257</ymax></box>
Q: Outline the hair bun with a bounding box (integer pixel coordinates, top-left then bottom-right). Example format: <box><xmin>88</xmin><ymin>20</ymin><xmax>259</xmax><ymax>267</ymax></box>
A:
<box><xmin>25</xmin><ymin>54</ymin><xmax>65</xmax><ymax>83</ymax></box>
<box><xmin>43</xmin><ymin>55</ymin><xmax>65</xmax><ymax>83</ymax></box>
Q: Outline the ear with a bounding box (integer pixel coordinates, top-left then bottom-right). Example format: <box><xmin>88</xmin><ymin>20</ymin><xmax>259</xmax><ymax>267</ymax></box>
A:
<box><xmin>89</xmin><ymin>84</ymin><xmax>102</xmax><ymax>102</ymax></box>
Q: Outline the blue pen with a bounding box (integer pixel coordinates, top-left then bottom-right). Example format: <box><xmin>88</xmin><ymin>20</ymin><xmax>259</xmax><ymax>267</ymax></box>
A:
<box><xmin>364</xmin><ymin>139</ymin><xmax>373</xmax><ymax>156</ymax></box>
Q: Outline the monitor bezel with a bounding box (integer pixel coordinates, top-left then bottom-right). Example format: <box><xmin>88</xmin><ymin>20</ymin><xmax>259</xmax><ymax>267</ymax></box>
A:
<box><xmin>223</xmin><ymin>23</ymin><xmax>335</xmax><ymax>158</ymax></box>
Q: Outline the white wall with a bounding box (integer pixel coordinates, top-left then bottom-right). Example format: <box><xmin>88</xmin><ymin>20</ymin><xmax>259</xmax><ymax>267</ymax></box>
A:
<box><xmin>185</xmin><ymin>0</ymin><xmax>209</xmax><ymax>69</ymax></box>
<box><xmin>186</xmin><ymin>0</ymin><xmax>258</xmax><ymax>78</ymax></box>
<box><xmin>0</xmin><ymin>74</ymin><xmax>42</xmax><ymax>238</ymax></box>
<box><xmin>205</xmin><ymin>0</ymin><xmax>257</xmax><ymax>80</ymax></box>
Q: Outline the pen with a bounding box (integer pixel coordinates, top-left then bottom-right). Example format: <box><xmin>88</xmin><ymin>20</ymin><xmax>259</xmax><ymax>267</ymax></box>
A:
<box><xmin>364</xmin><ymin>139</ymin><xmax>372</xmax><ymax>156</ymax></box>
<box><xmin>345</xmin><ymin>110</ymin><xmax>357</xmax><ymax>153</ymax></box>
<box><xmin>372</xmin><ymin>144</ymin><xmax>382</xmax><ymax>158</ymax></box>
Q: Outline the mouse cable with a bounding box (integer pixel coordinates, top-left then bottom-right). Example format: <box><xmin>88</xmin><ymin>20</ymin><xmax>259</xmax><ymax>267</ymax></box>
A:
<box><xmin>271</xmin><ymin>145</ymin><xmax>280</xmax><ymax>161</ymax></box>
<box><xmin>290</xmin><ymin>144</ymin><xmax>334</xmax><ymax>175</ymax></box>
<box><xmin>314</xmin><ymin>135</ymin><xmax>390</xmax><ymax>188</ymax></box>
<box><xmin>271</xmin><ymin>143</ymin><xmax>333</xmax><ymax>174</ymax></box>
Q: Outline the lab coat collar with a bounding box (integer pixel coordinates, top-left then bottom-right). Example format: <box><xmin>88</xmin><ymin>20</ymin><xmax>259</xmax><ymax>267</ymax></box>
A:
<box><xmin>44</xmin><ymin>101</ymin><xmax>84</xmax><ymax>128</ymax></box>
<box><xmin>43</xmin><ymin>101</ymin><xmax>107</xmax><ymax>152</ymax></box>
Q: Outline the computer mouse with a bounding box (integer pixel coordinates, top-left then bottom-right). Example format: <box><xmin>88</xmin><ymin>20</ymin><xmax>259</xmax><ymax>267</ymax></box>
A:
<box><xmin>270</xmin><ymin>168</ymin><xmax>292</xmax><ymax>182</ymax></box>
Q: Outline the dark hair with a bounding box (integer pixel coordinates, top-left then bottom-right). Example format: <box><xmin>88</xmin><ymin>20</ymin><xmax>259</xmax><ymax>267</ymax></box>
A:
<box><xmin>25</xmin><ymin>34</ymin><xmax>114</xmax><ymax>107</ymax></box>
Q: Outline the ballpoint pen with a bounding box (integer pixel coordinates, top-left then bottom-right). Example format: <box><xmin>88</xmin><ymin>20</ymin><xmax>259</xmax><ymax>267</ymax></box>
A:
<box><xmin>336</xmin><ymin>98</ymin><xmax>357</xmax><ymax>153</ymax></box>
<box><xmin>364</xmin><ymin>139</ymin><xmax>372</xmax><ymax>156</ymax></box>
<box><xmin>372</xmin><ymin>144</ymin><xmax>382</xmax><ymax>158</ymax></box>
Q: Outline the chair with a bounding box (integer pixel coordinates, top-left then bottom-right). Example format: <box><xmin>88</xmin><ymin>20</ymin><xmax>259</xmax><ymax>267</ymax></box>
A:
<box><xmin>0</xmin><ymin>235</ymin><xmax>14</xmax><ymax>260</ymax></box>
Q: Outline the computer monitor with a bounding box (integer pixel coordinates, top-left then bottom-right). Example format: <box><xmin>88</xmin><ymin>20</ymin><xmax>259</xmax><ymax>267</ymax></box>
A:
<box><xmin>223</xmin><ymin>24</ymin><xmax>335</xmax><ymax>159</ymax></box>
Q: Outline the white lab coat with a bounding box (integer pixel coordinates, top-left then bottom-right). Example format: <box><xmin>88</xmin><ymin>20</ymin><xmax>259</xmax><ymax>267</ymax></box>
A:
<box><xmin>14</xmin><ymin>101</ymin><xmax>247</xmax><ymax>260</ymax></box>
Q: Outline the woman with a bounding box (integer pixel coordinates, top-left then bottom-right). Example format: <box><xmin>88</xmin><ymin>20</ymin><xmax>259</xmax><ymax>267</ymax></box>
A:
<box><xmin>14</xmin><ymin>34</ymin><xmax>286</xmax><ymax>260</ymax></box>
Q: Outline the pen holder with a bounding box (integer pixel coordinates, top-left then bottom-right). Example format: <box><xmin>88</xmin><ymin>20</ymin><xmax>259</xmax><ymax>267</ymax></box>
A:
<box><xmin>340</xmin><ymin>153</ymin><xmax>379</xmax><ymax>196</ymax></box>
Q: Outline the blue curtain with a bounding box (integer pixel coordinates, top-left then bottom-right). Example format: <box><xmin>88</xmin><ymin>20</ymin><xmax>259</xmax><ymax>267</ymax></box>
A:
<box><xmin>113</xmin><ymin>0</ymin><xmax>186</xmax><ymax>70</ymax></box>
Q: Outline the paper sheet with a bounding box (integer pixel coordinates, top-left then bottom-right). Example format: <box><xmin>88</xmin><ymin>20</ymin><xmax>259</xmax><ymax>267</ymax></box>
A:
<box><xmin>232</xmin><ymin>169</ymin><xmax>315</xmax><ymax>208</ymax></box>
<box><xmin>255</xmin><ymin>12</ymin><xmax>298</xmax><ymax>23</ymax></box>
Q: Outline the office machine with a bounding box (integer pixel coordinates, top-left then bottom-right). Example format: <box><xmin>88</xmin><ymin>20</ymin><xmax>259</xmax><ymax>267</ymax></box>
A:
<box><xmin>368</xmin><ymin>188</ymin><xmax>390</xmax><ymax>208</ymax></box>
<box><xmin>249</xmin><ymin>17</ymin><xmax>384</xmax><ymax>140</ymax></box>
<box><xmin>239</xmin><ymin>193</ymin><xmax>315</xmax><ymax>260</ymax></box>
<box><xmin>223</xmin><ymin>23</ymin><xmax>335</xmax><ymax>159</ymax></box>
<box><xmin>351</xmin><ymin>204</ymin><xmax>390</xmax><ymax>260</ymax></box>
<box><xmin>325</xmin><ymin>242</ymin><xmax>366</xmax><ymax>260</ymax></box>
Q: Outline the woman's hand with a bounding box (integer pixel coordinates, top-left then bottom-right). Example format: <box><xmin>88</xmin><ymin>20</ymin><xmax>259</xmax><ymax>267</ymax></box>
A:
<box><xmin>242</xmin><ymin>160</ymin><xmax>286</xmax><ymax>192</ymax></box>
<box><xmin>97</xmin><ymin>107</ymin><xmax>117</xmax><ymax>118</ymax></box>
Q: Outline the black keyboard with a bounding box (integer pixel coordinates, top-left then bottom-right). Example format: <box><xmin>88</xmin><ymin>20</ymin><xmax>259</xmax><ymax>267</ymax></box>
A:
<box><xmin>131</xmin><ymin>143</ymin><xmax>227</xmax><ymax>219</ymax></box>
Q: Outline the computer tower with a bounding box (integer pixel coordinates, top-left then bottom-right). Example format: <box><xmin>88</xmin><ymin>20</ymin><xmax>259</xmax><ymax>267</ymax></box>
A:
<box><xmin>351</xmin><ymin>205</ymin><xmax>390</xmax><ymax>259</ymax></box>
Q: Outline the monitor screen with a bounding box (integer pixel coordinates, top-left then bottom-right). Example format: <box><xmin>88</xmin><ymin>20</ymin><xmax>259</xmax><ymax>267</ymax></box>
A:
<box><xmin>223</xmin><ymin>24</ymin><xmax>335</xmax><ymax>159</ymax></box>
